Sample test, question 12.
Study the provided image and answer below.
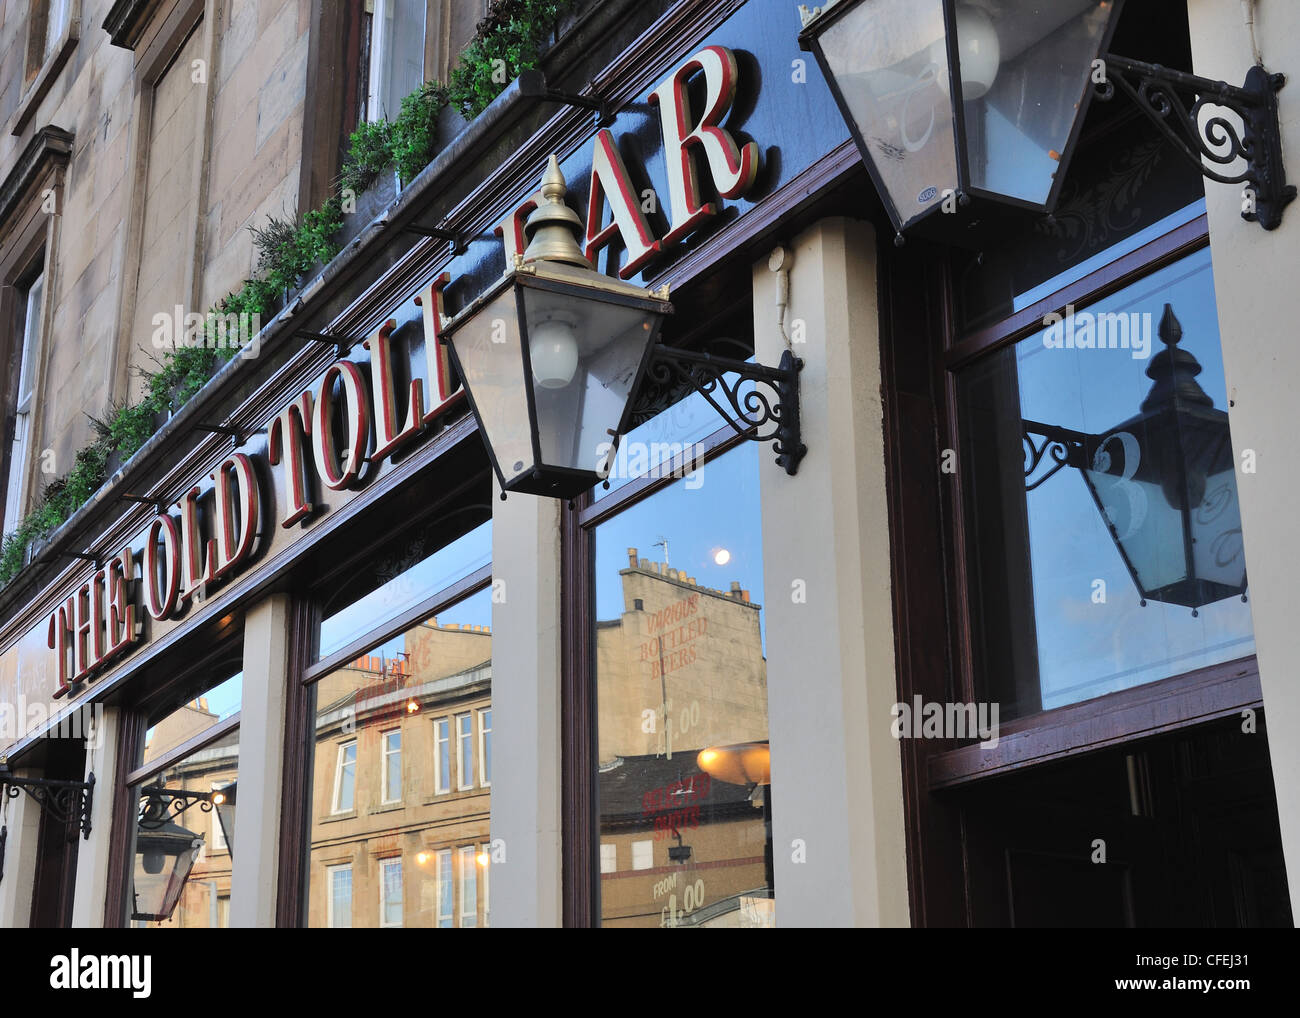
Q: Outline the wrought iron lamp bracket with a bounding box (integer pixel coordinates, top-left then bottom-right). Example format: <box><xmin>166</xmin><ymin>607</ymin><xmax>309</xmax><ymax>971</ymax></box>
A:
<box><xmin>1096</xmin><ymin>54</ymin><xmax>1296</xmax><ymax>230</ymax></box>
<box><xmin>137</xmin><ymin>785</ymin><xmax>215</xmax><ymax>829</ymax></box>
<box><xmin>632</xmin><ymin>345</ymin><xmax>807</xmax><ymax>476</ymax></box>
<box><xmin>0</xmin><ymin>767</ymin><xmax>95</xmax><ymax>841</ymax></box>
<box><xmin>1022</xmin><ymin>420</ymin><xmax>1089</xmax><ymax>492</ymax></box>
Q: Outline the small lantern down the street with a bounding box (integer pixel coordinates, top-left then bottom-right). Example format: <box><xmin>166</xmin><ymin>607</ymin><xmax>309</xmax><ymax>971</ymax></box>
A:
<box><xmin>439</xmin><ymin>155</ymin><xmax>673</xmax><ymax>499</ymax></box>
<box><xmin>1024</xmin><ymin>305</ymin><xmax>1247</xmax><ymax>613</ymax></box>
<box><xmin>212</xmin><ymin>781</ymin><xmax>236</xmax><ymax>857</ymax></box>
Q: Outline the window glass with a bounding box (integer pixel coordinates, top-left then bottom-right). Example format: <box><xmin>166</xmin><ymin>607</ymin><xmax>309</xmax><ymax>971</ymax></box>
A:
<box><xmin>127</xmin><ymin>667</ymin><xmax>241</xmax><ymax>929</ymax></box>
<box><xmin>328</xmin><ymin>864</ymin><xmax>352</xmax><ymax>928</ymax></box>
<box><xmin>380</xmin><ymin>858</ymin><xmax>403</xmax><ymax>927</ymax></box>
<box><xmin>383</xmin><ymin>730</ymin><xmax>402</xmax><ymax>802</ymax></box>
<box><xmin>956</xmin><ymin>247</ymin><xmax>1254</xmax><ymax>720</ymax></box>
<box><xmin>953</xmin><ymin>111</ymin><xmax>1205</xmax><ymax>333</ymax></box>
<box><xmin>4</xmin><ymin>271</ymin><xmax>44</xmax><ymax>534</ymax></box>
<box><xmin>318</xmin><ymin>521</ymin><xmax>491</xmax><ymax>660</ymax></box>
<box><xmin>593</xmin><ymin>441</ymin><xmax>775</xmax><ymax>927</ymax></box>
<box><xmin>306</xmin><ymin>588</ymin><xmax>493</xmax><ymax>927</ymax></box>
<box><xmin>128</xmin><ymin>726</ymin><xmax>240</xmax><ymax>928</ymax></box>
<box><xmin>141</xmin><ymin>672</ymin><xmax>242</xmax><ymax>767</ymax></box>
<box><xmin>368</xmin><ymin>0</ymin><xmax>426</xmax><ymax>122</ymax></box>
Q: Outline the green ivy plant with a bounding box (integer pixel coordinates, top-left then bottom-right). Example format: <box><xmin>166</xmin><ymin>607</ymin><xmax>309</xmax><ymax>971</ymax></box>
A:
<box><xmin>0</xmin><ymin>0</ymin><xmax>578</xmax><ymax>588</ymax></box>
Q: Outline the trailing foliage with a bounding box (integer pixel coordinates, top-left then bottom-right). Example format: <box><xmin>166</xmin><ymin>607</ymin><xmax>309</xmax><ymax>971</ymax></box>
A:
<box><xmin>0</xmin><ymin>0</ymin><xmax>577</xmax><ymax>588</ymax></box>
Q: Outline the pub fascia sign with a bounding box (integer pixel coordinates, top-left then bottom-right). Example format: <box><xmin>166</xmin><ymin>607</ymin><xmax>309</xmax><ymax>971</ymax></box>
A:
<box><xmin>42</xmin><ymin>46</ymin><xmax>761</xmax><ymax>700</ymax></box>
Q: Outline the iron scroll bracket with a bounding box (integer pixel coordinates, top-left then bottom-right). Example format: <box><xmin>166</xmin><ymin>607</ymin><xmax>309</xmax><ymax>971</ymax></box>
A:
<box><xmin>136</xmin><ymin>785</ymin><xmax>218</xmax><ymax>830</ymax></box>
<box><xmin>632</xmin><ymin>345</ymin><xmax>807</xmax><ymax>476</ymax></box>
<box><xmin>0</xmin><ymin>767</ymin><xmax>95</xmax><ymax>841</ymax></box>
<box><xmin>1096</xmin><ymin>55</ymin><xmax>1296</xmax><ymax>230</ymax></box>
<box><xmin>1022</xmin><ymin>419</ymin><xmax>1090</xmax><ymax>492</ymax></box>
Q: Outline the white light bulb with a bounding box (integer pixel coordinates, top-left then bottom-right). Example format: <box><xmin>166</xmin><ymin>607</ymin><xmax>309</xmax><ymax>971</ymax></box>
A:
<box><xmin>953</xmin><ymin>3</ymin><xmax>1000</xmax><ymax>100</ymax></box>
<box><xmin>530</xmin><ymin>317</ymin><xmax>579</xmax><ymax>389</ymax></box>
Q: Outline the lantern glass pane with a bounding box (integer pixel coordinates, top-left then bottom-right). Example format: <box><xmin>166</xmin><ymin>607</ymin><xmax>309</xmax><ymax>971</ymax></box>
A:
<box><xmin>446</xmin><ymin>287</ymin><xmax>537</xmax><ymax>486</ymax></box>
<box><xmin>964</xmin><ymin>0</ymin><xmax>1118</xmax><ymax>205</ymax></box>
<box><xmin>813</xmin><ymin>0</ymin><xmax>959</xmax><ymax>228</ymax></box>
<box><xmin>520</xmin><ymin>284</ymin><xmax>662</xmax><ymax>477</ymax></box>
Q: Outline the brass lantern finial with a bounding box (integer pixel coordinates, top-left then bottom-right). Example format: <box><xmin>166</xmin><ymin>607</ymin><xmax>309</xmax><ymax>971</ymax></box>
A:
<box><xmin>522</xmin><ymin>154</ymin><xmax>594</xmax><ymax>269</ymax></box>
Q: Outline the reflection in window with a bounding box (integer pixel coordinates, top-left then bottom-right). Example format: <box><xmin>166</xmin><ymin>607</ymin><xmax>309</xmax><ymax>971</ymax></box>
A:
<box><xmin>957</xmin><ymin>248</ymin><xmax>1254</xmax><ymax>720</ymax></box>
<box><xmin>128</xmin><ymin>669</ymin><xmax>241</xmax><ymax>929</ymax></box>
<box><xmin>380</xmin><ymin>858</ymin><xmax>403</xmax><ymax>927</ymax></box>
<box><xmin>434</xmin><ymin>718</ymin><xmax>450</xmax><ymax>794</ymax></box>
<box><xmin>333</xmin><ymin>741</ymin><xmax>357</xmax><ymax>813</ymax></box>
<box><xmin>458</xmin><ymin>846</ymin><xmax>478</xmax><ymax>927</ymax></box>
<box><xmin>479</xmin><ymin>709</ymin><xmax>492</xmax><ymax>787</ymax></box>
<box><xmin>318</xmin><ymin>521</ymin><xmax>491</xmax><ymax>662</ymax></box>
<box><xmin>594</xmin><ymin>442</ymin><xmax>774</xmax><ymax>927</ymax></box>
<box><xmin>128</xmin><ymin>729</ymin><xmax>239</xmax><ymax>929</ymax></box>
<box><xmin>457</xmin><ymin>713</ymin><xmax>473</xmax><ymax>791</ymax></box>
<box><xmin>306</xmin><ymin>587</ymin><xmax>493</xmax><ymax>927</ymax></box>
<box><xmin>141</xmin><ymin>672</ymin><xmax>242</xmax><ymax>768</ymax></box>
<box><xmin>328</xmin><ymin>864</ymin><xmax>352</xmax><ymax>928</ymax></box>
<box><xmin>436</xmin><ymin>850</ymin><xmax>453</xmax><ymax>928</ymax></box>
<box><xmin>383</xmin><ymin>730</ymin><xmax>402</xmax><ymax>803</ymax></box>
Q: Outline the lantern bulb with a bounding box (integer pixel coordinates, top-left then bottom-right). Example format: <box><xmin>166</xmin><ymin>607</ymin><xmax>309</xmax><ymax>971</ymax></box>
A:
<box><xmin>530</xmin><ymin>317</ymin><xmax>579</xmax><ymax>389</ymax></box>
<box><xmin>938</xmin><ymin>3</ymin><xmax>1001</xmax><ymax>101</ymax></box>
<box><xmin>143</xmin><ymin>848</ymin><xmax>165</xmax><ymax>875</ymax></box>
<box><xmin>1164</xmin><ymin>469</ymin><xmax>1207</xmax><ymax>511</ymax></box>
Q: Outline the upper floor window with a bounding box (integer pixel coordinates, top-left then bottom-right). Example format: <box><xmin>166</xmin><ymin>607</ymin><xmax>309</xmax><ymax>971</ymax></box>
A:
<box><xmin>333</xmin><ymin>741</ymin><xmax>358</xmax><ymax>813</ymax></box>
<box><xmin>363</xmin><ymin>0</ymin><xmax>426</xmax><ymax>122</ymax></box>
<box><xmin>379</xmin><ymin>857</ymin><xmax>403</xmax><ymax>927</ymax></box>
<box><xmin>3</xmin><ymin>269</ymin><xmax>44</xmax><ymax>535</ymax></box>
<box><xmin>478</xmin><ymin>708</ymin><xmax>491</xmax><ymax>787</ymax></box>
<box><xmin>26</xmin><ymin>1</ymin><xmax>70</xmax><ymax>85</ymax></box>
<box><xmin>382</xmin><ymin>729</ymin><xmax>402</xmax><ymax>803</ymax></box>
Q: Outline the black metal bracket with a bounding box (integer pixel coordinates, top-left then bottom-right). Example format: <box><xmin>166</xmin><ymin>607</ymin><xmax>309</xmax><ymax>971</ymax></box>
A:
<box><xmin>137</xmin><ymin>785</ymin><xmax>215</xmax><ymax>830</ymax></box>
<box><xmin>298</xmin><ymin>330</ymin><xmax>355</xmax><ymax>360</ymax></box>
<box><xmin>632</xmin><ymin>345</ymin><xmax>806</xmax><ymax>475</ymax></box>
<box><xmin>517</xmin><ymin>69</ymin><xmax>616</xmax><ymax>127</ymax></box>
<box><xmin>0</xmin><ymin>767</ymin><xmax>95</xmax><ymax>841</ymax></box>
<box><xmin>119</xmin><ymin>492</ymin><xmax>168</xmax><ymax>512</ymax></box>
<box><xmin>1096</xmin><ymin>55</ymin><xmax>1296</xmax><ymax>230</ymax></box>
<box><xmin>1022</xmin><ymin>419</ymin><xmax>1089</xmax><ymax>492</ymax></box>
<box><xmin>403</xmin><ymin>224</ymin><xmax>470</xmax><ymax>256</ymax></box>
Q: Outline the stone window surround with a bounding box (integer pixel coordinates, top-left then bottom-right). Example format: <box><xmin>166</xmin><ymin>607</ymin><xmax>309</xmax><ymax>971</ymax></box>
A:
<box><xmin>9</xmin><ymin>0</ymin><xmax>82</xmax><ymax>138</ymax></box>
<box><xmin>0</xmin><ymin>125</ymin><xmax>71</xmax><ymax>536</ymax></box>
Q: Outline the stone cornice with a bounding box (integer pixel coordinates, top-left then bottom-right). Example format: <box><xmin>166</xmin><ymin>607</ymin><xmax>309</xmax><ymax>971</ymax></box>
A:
<box><xmin>0</xmin><ymin>125</ymin><xmax>73</xmax><ymax>234</ymax></box>
<box><xmin>102</xmin><ymin>0</ymin><xmax>163</xmax><ymax>49</ymax></box>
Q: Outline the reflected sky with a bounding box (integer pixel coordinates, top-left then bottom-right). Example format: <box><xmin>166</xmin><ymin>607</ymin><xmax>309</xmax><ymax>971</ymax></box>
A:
<box><xmin>594</xmin><ymin>441</ymin><xmax>766</xmax><ymax>653</ymax></box>
<box><xmin>1015</xmin><ymin>246</ymin><xmax>1255</xmax><ymax>707</ymax></box>
<box><xmin>318</xmin><ymin>522</ymin><xmax>492</xmax><ymax>660</ymax></box>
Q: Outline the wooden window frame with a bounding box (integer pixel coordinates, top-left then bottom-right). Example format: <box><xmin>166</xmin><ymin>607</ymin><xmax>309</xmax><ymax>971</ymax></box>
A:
<box><xmin>276</xmin><ymin>465</ymin><xmax>493</xmax><ymax>926</ymax></box>
<box><xmin>882</xmin><ymin>197</ymin><xmax>1262</xmax><ymax>924</ymax></box>
<box><xmin>102</xmin><ymin>636</ymin><xmax>244</xmax><ymax>927</ymax></box>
